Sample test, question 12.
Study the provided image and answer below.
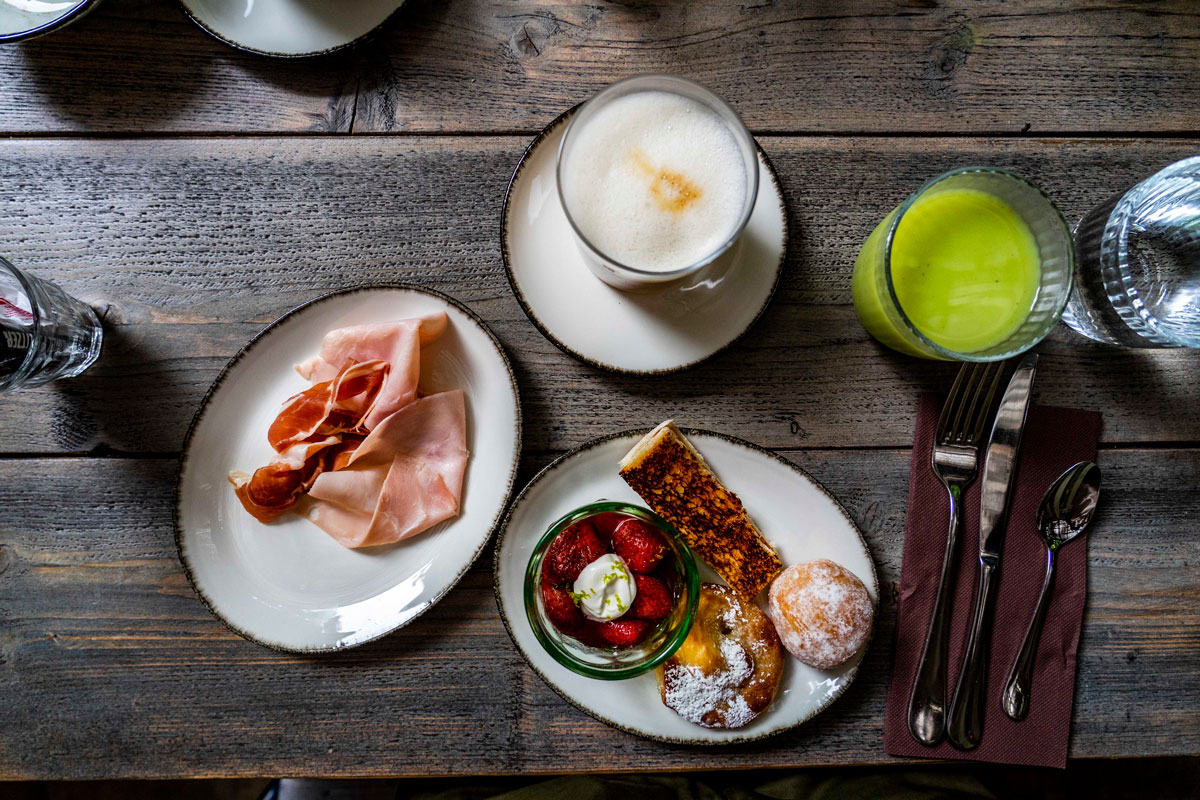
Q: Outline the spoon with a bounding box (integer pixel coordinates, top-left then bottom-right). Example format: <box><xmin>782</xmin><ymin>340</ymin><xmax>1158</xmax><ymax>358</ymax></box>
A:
<box><xmin>1002</xmin><ymin>460</ymin><xmax>1101</xmax><ymax>721</ymax></box>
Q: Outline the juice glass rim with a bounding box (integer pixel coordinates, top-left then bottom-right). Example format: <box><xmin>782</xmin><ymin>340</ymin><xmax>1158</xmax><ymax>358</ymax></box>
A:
<box><xmin>555</xmin><ymin>73</ymin><xmax>760</xmax><ymax>281</ymax></box>
<box><xmin>881</xmin><ymin>166</ymin><xmax>1075</xmax><ymax>362</ymax></box>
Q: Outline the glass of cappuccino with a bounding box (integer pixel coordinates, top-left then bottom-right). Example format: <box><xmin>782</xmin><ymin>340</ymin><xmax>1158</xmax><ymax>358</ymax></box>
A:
<box><xmin>556</xmin><ymin>75</ymin><xmax>759</xmax><ymax>291</ymax></box>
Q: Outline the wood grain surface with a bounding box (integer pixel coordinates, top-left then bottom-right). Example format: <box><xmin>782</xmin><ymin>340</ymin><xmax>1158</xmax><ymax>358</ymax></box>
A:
<box><xmin>1</xmin><ymin>0</ymin><xmax>1199</xmax><ymax>781</ymax></box>
<box><xmin>2</xmin><ymin>0</ymin><xmax>1199</xmax><ymax>134</ymax></box>
<box><xmin>0</xmin><ymin>449</ymin><xmax>1195</xmax><ymax>779</ymax></box>
<box><xmin>0</xmin><ymin>136</ymin><xmax>1197</xmax><ymax>454</ymax></box>
<box><xmin>0</xmin><ymin>1</ymin><xmax>357</xmax><ymax>134</ymax></box>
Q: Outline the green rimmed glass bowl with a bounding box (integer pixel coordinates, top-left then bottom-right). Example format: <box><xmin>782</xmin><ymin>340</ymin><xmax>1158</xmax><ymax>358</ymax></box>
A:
<box><xmin>523</xmin><ymin>501</ymin><xmax>700</xmax><ymax>680</ymax></box>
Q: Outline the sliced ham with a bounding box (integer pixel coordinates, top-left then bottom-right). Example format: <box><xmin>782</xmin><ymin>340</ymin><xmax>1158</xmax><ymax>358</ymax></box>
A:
<box><xmin>229</xmin><ymin>359</ymin><xmax>389</xmax><ymax>523</ymax></box>
<box><xmin>229</xmin><ymin>313</ymin><xmax>468</xmax><ymax>550</ymax></box>
<box><xmin>294</xmin><ymin>312</ymin><xmax>448</xmax><ymax>431</ymax></box>
<box><xmin>268</xmin><ymin>360</ymin><xmax>388</xmax><ymax>452</ymax></box>
<box><xmin>303</xmin><ymin>390</ymin><xmax>468</xmax><ymax>548</ymax></box>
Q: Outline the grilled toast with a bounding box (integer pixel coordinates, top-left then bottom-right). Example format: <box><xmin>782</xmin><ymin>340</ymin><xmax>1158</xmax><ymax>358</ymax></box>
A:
<box><xmin>619</xmin><ymin>421</ymin><xmax>782</xmax><ymax>598</ymax></box>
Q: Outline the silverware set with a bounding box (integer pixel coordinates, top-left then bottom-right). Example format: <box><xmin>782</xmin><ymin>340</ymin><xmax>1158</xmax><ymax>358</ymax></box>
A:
<box><xmin>907</xmin><ymin>353</ymin><xmax>1102</xmax><ymax>750</ymax></box>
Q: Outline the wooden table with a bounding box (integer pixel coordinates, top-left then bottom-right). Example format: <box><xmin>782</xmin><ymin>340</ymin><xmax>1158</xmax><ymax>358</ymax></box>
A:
<box><xmin>1</xmin><ymin>0</ymin><xmax>1197</xmax><ymax>780</ymax></box>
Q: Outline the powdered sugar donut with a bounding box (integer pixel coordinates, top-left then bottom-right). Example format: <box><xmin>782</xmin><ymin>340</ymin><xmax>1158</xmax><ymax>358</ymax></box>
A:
<box><xmin>656</xmin><ymin>583</ymin><xmax>784</xmax><ymax>729</ymax></box>
<box><xmin>767</xmin><ymin>559</ymin><xmax>873</xmax><ymax>670</ymax></box>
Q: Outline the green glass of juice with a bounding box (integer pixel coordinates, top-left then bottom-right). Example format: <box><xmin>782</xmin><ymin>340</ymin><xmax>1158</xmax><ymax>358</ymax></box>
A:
<box><xmin>852</xmin><ymin>167</ymin><xmax>1074</xmax><ymax>361</ymax></box>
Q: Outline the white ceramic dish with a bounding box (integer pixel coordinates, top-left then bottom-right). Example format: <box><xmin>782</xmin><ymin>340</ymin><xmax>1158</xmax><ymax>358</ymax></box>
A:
<box><xmin>178</xmin><ymin>0</ymin><xmax>404</xmax><ymax>57</ymax></box>
<box><xmin>494</xmin><ymin>429</ymin><xmax>877</xmax><ymax>744</ymax></box>
<box><xmin>177</xmin><ymin>285</ymin><xmax>521</xmax><ymax>652</ymax></box>
<box><xmin>502</xmin><ymin>108</ymin><xmax>788</xmax><ymax>374</ymax></box>
<box><xmin>0</xmin><ymin>0</ymin><xmax>100</xmax><ymax>42</ymax></box>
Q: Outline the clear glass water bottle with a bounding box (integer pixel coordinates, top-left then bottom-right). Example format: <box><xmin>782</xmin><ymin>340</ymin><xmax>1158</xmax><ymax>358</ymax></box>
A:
<box><xmin>1063</xmin><ymin>156</ymin><xmax>1200</xmax><ymax>347</ymax></box>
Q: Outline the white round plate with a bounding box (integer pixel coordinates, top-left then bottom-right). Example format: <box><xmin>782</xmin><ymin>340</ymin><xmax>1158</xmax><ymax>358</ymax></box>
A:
<box><xmin>178</xmin><ymin>0</ymin><xmax>404</xmax><ymax>57</ymax></box>
<box><xmin>494</xmin><ymin>429</ymin><xmax>877</xmax><ymax>744</ymax></box>
<box><xmin>0</xmin><ymin>0</ymin><xmax>98</xmax><ymax>41</ymax></box>
<box><xmin>177</xmin><ymin>285</ymin><xmax>521</xmax><ymax>652</ymax></box>
<box><xmin>501</xmin><ymin>108</ymin><xmax>789</xmax><ymax>375</ymax></box>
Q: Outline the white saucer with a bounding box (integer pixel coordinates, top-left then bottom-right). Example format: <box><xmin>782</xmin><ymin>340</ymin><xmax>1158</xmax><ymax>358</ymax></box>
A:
<box><xmin>494</xmin><ymin>429</ymin><xmax>878</xmax><ymax>744</ymax></box>
<box><xmin>501</xmin><ymin>108</ymin><xmax>789</xmax><ymax>375</ymax></box>
<box><xmin>176</xmin><ymin>285</ymin><xmax>521</xmax><ymax>652</ymax></box>
<box><xmin>178</xmin><ymin>0</ymin><xmax>404</xmax><ymax>58</ymax></box>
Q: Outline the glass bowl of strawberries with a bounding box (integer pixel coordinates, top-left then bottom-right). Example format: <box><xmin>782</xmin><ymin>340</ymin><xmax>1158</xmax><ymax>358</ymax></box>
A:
<box><xmin>523</xmin><ymin>501</ymin><xmax>701</xmax><ymax>679</ymax></box>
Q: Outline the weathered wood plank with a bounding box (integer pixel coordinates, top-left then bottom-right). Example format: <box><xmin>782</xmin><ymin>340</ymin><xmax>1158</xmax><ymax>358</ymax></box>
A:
<box><xmin>0</xmin><ymin>0</ymin><xmax>358</xmax><ymax>133</ymax></box>
<box><xmin>354</xmin><ymin>0</ymin><xmax>1200</xmax><ymax>134</ymax></box>
<box><xmin>2</xmin><ymin>1</ymin><xmax>1198</xmax><ymax>135</ymax></box>
<box><xmin>0</xmin><ymin>136</ymin><xmax>1196</xmax><ymax>453</ymax></box>
<box><xmin>0</xmin><ymin>448</ymin><xmax>1195</xmax><ymax>778</ymax></box>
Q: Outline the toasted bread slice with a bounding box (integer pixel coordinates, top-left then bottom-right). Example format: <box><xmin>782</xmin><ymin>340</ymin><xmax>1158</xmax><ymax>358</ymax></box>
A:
<box><xmin>619</xmin><ymin>421</ymin><xmax>782</xmax><ymax>598</ymax></box>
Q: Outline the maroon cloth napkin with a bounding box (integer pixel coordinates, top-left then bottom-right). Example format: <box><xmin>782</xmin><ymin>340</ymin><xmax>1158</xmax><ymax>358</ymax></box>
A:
<box><xmin>883</xmin><ymin>394</ymin><xmax>1102</xmax><ymax>768</ymax></box>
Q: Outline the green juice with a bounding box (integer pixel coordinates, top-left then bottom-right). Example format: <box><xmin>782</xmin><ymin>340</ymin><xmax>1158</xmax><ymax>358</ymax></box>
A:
<box><xmin>852</xmin><ymin>188</ymin><xmax>1042</xmax><ymax>357</ymax></box>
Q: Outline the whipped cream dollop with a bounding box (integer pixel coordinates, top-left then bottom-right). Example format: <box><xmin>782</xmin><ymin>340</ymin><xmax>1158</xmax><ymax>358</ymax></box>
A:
<box><xmin>573</xmin><ymin>553</ymin><xmax>637</xmax><ymax>621</ymax></box>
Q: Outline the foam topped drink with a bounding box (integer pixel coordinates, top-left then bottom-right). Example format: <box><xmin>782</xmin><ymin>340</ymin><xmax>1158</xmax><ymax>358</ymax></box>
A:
<box><xmin>557</xmin><ymin>76</ymin><xmax>758</xmax><ymax>289</ymax></box>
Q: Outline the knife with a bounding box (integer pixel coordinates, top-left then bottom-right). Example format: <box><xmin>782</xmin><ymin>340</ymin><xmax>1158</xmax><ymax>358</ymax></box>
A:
<box><xmin>945</xmin><ymin>351</ymin><xmax>1039</xmax><ymax>750</ymax></box>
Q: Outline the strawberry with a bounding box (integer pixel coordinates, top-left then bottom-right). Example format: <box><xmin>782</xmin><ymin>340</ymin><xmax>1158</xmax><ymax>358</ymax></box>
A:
<box><xmin>575</xmin><ymin>618</ymin><xmax>609</xmax><ymax>649</ymax></box>
<box><xmin>541</xmin><ymin>582</ymin><xmax>584</xmax><ymax>635</ymax></box>
<box><xmin>597</xmin><ymin>618</ymin><xmax>652</xmax><ymax>648</ymax></box>
<box><xmin>542</xmin><ymin>519</ymin><xmax>606</xmax><ymax>584</ymax></box>
<box><xmin>588</xmin><ymin>511</ymin><xmax>626</xmax><ymax>546</ymax></box>
<box><xmin>612</xmin><ymin>518</ymin><xmax>667</xmax><ymax>573</ymax></box>
<box><xmin>630</xmin><ymin>573</ymin><xmax>673</xmax><ymax>621</ymax></box>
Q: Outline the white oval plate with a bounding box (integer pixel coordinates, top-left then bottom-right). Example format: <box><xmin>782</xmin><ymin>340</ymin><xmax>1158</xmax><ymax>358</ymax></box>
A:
<box><xmin>502</xmin><ymin>108</ymin><xmax>788</xmax><ymax>375</ymax></box>
<box><xmin>494</xmin><ymin>429</ymin><xmax>877</xmax><ymax>744</ymax></box>
<box><xmin>178</xmin><ymin>0</ymin><xmax>404</xmax><ymax>58</ymax></box>
<box><xmin>177</xmin><ymin>285</ymin><xmax>521</xmax><ymax>652</ymax></box>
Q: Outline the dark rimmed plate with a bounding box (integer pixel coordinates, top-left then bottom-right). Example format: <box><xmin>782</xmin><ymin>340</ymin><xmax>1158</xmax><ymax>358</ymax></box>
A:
<box><xmin>177</xmin><ymin>0</ymin><xmax>404</xmax><ymax>58</ymax></box>
<box><xmin>0</xmin><ymin>0</ymin><xmax>102</xmax><ymax>43</ymax></box>
<box><xmin>176</xmin><ymin>285</ymin><xmax>521</xmax><ymax>652</ymax></box>
<box><xmin>493</xmin><ymin>428</ymin><xmax>877</xmax><ymax>743</ymax></box>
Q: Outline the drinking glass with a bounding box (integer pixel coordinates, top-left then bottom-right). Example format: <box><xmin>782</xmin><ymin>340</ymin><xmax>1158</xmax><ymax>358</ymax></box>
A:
<box><xmin>556</xmin><ymin>74</ymin><xmax>759</xmax><ymax>291</ymax></box>
<box><xmin>851</xmin><ymin>167</ymin><xmax>1074</xmax><ymax>361</ymax></box>
<box><xmin>1062</xmin><ymin>156</ymin><xmax>1200</xmax><ymax>347</ymax></box>
<box><xmin>0</xmin><ymin>256</ymin><xmax>103</xmax><ymax>392</ymax></box>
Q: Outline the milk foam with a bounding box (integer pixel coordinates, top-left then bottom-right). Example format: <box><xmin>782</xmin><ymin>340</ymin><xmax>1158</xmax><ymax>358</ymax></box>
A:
<box><xmin>561</xmin><ymin>91</ymin><xmax>749</xmax><ymax>272</ymax></box>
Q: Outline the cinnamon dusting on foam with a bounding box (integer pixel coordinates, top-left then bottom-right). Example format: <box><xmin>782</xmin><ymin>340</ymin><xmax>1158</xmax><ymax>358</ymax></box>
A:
<box><xmin>629</xmin><ymin>149</ymin><xmax>703</xmax><ymax>215</ymax></box>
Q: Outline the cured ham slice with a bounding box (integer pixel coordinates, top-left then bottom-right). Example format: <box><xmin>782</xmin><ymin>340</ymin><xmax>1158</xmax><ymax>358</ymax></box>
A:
<box><xmin>294</xmin><ymin>312</ymin><xmax>448</xmax><ymax>431</ymax></box>
<box><xmin>268</xmin><ymin>359</ymin><xmax>388</xmax><ymax>452</ymax></box>
<box><xmin>228</xmin><ymin>360</ymin><xmax>389</xmax><ymax>523</ymax></box>
<box><xmin>302</xmin><ymin>390</ymin><xmax>468</xmax><ymax>548</ymax></box>
<box><xmin>229</xmin><ymin>313</ymin><xmax>469</xmax><ymax>550</ymax></box>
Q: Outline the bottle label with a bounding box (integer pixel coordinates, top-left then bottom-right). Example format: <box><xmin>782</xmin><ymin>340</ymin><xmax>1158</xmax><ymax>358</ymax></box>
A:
<box><xmin>0</xmin><ymin>296</ymin><xmax>33</xmax><ymax>377</ymax></box>
<box><xmin>0</xmin><ymin>297</ymin><xmax>33</xmax><ymax>323</ymax></box>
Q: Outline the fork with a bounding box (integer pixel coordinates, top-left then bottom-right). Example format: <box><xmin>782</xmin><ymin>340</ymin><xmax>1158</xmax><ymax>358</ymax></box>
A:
<box><xmin>907</xmin><ymin>360</ymin><xmax>1005</xmax><ymax>746</ymax></box>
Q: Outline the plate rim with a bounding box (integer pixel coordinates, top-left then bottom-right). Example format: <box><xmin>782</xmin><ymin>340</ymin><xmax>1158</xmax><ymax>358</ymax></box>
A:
<box><xmin>500</xmin><ymin>106</ymin><xmax>790</xmax><ymax>376</ymax></box>
<box><xmin>492</xmin><ymin>427</ymin><xmax>878</xmax><ymax>745</ymax></box>
<box><xmin>175</xmin><ymin>0</ymin><xmax>406</xmax><ymax>59</ymax></box>
<box><xmin>0</xmin><ymin>0</ymin><xmax>102</xmax><ymax>44</ymax></box>
<box><xmin>174</xmin><ymin>283</ymin><xmax>523</xmax><ymax>653</ymax></box>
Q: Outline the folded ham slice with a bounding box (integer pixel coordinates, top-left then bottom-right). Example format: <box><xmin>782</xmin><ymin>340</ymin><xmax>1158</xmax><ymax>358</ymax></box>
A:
<box><xmin>295</xmin><ymin>311</ymin><xmax>448</xmax><ymax>431</ymax></box>
<box><xmin>230</xmin><ymin>360</ymin><xmax>389</xmax><ymax>523</ymax></box>
<box><xmin>268</xmin><ymin>359</ymin><xmax>388</xmax><ymax>452</ymax></box>
<box><xmin>229</xmin><ymin>313</ymin><xmax>469</xmax><ymax>549</ymax></box>
<box><xmin>301</xmin><ymin>390</ymin><xmax>468</xmax><ymax>548</ymax></box>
